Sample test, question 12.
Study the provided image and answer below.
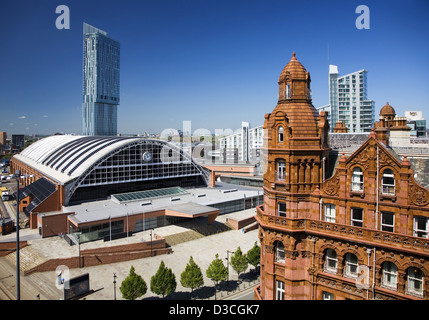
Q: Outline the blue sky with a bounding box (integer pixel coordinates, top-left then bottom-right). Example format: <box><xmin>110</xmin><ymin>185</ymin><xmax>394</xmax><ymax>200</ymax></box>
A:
<box><xmin>1</xmin><ymin>0</ymin><xmax>428</xmax><ymax>136</ymax></box>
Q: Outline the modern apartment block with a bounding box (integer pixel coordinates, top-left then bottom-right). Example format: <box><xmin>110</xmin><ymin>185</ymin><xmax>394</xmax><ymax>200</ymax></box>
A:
<box><xmin>219</xmin><ymin>122</ymin><xmax>263</xmax><ymax>163</ymax></box>
<box><xmin>82</xmin><ymin>23</ymin><xmax>120</xmax><ymax>136</ymax></box>
<box><xmin>328</xmin><ymin>65</ymin><xmax>375</xmax><ymax>133</ymax></box>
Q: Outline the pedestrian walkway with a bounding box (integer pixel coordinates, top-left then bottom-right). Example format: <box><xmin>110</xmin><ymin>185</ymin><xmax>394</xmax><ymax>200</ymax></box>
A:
<box><xmin>0</xmin><ymin>208</ymin><xmax>260</xmax><ymax>300</ymax></box>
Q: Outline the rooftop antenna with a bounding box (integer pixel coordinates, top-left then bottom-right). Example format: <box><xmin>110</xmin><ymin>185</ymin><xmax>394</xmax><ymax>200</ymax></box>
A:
<box><xmin>327</xmin><ymin>43</ymin><xmax>330</xmax><ymax>67</ymax></box>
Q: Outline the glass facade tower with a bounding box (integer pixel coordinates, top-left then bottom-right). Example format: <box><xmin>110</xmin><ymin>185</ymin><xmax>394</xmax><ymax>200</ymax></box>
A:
<box><xmin>82</xmin><ymin>23</ymin><xmax>120</xmax><ymax>136</ymax></box>
<box><xmin>328</xmin><ymin>65</ymin><xmax>375</xmax><ymax>133</ymax></box>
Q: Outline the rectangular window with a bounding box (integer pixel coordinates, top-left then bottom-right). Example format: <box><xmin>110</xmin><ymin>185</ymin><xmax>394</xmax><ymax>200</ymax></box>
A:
<box><xmin>381</xmin><ymin>212</ymin><xmax>394</xmax><ymax>232</ymax></box>
<box><xmin>322</xmin><ymin>291</ymin><xmax>334</xmax><ymax>300</ymax></box>
<box><xmin>285</xmin><ymin>84</ymin><xmax>291</xmax><ymax>99</ymax></box>
<box><xmin>276</xmin><ymin>280</ymin><xmax>285</xmax><ymax>300</ymax></box>
<box><xmin>277</xmin><ymin>161</ymin><xmax>286</xmax><ymax>180</ymax></box>
<box><xmin>351</xmin><ymin>208</ymin><xmax>363</xmax><ymax>227</ymax></box>
<box><xmin>382</xmin><ymin>171</ymin><xmax>395</xmax><ymax>195</ymax></box>
<box><xmin>414</xmin><ymin>216</ymin><xmax>429</xmax><ymax>238</ymax></box>
<box><xmin>324</xmin><ymin>204</ymin><xmax>336</xmax><ymax>223</ymax></box>
<box><xmin>278</xmin><ymin>202</ymin><xmax>286</xmax><ymax>217</ymax></box>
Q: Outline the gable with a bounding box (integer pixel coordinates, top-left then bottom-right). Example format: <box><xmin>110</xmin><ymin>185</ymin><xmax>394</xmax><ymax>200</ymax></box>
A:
<box><xmin>346</xmin><ymin>136</ymin><xmax>402</xmax><ymax>173</ymax></box>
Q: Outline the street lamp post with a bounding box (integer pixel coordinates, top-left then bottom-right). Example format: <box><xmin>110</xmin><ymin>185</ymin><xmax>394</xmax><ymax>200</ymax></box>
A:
<box><xmin>15</xmin><ymin>170</ymin><xmax>20</xmax><ymax>300</ymax></box>
<box><xmin>150</xmin><ymin>229</ymin><xmax>153</xmax><ymax>257</ymax></box>
<box><xmin>11</xmin><ymin>170</ymin><xmax>34</xmax><ymax>300</ymax></box>
<box><xmin>113</xmin><ymin>273</ymin><xmax>117</xmax><ymax>300</ymax></box>
<box><xmin>225</xmin><ymin>250</ymin><xmax>235</xmax><ymax>287</ymax></box>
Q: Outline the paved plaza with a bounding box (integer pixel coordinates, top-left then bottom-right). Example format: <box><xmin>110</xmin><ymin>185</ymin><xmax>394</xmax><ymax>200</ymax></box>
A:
<box><xmin>0</xmin><ymin>209</ymin><xmax>260</xmax><ymax>300</ymax></box>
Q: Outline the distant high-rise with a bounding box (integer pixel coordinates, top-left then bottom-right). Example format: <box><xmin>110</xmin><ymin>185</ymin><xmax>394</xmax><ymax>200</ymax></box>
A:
<box><xmin>328</xmin><ymin>65</ymin><xmax>375</xmax><ymax>133</ymax></box>
<box><xmin>82</xmin><ymin>23</ymin><xmax>120</xmax><ymax>136</ymax></box>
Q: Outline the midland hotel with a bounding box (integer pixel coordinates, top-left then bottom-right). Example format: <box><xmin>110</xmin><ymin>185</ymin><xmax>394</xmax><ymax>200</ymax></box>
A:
<box><xmin>255</xmin><ymin>53</ymin><xmax>429</xmax><ymax>300</ymax></box>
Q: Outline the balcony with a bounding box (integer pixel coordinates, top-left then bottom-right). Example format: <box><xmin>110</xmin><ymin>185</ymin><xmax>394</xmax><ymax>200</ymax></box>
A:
<box><xmin>256</xmin><ymin>206</ymin><xmax>429</xmax><ymax>256</ymax></box>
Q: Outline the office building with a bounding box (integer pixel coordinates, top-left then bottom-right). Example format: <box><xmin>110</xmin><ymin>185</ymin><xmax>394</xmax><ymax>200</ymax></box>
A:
<box><xmin>255</xmin><ymin>53</ymin><xmax>429</xmax><ymax>300</ymax></box>
<box><xmin>0</xmin><ymin>132</ymin><xmax>6</xmax><ymax>146</ymax></box>
<box><xmin>406</xmin><ymin>111</ymin><xmax>427</xmax><ymax>138</ymax></box>
<box><xmin>82</xmin><ymin>23</ymin><xmax>120</xmax><ymax>136</ymax></box>
<box><xmin>328</xmin><ymin>65</ymin><xmax>375</xmax><ymax>133</ymax></box>
<box><xmin>11</xmin><ymin>134</ymin><xmax>25</xmax><ymax>151</ymax></box>
<box><xmin>219</xmin><ymin>122</ymin><xmax>263</xmax><ymax>164</ymax></box>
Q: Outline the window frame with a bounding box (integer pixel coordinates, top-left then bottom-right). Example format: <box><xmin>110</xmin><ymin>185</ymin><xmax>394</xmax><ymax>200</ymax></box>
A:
<box><xmin>277</xmin><ymin>201</ymin><xmax>286</xmax><ymax>217</ymax></box>
<box><xmin>278</xmin><ymin>126</ymin><xmax>284</xmax><ymax>143</ymax></box>
<box><xmin>344</xmin><ymin>253</ymin><xmax>359</xmax><ymax>278</ymax></box>
<box><xmin>382</xmin><ymin>261</ymin><xmax>398</xmax><ymax>290</ymax></box>
<box><xmin>274</xmin><ymin>241</ymin><xmax>285</xmax><ymax>264</ymax></box>
<box><xmin>285</xmin><ymin>84</ymin><xmax>291</xmax><ymax>99</ymax></box>
<box><xmin>324</xmin><ymin>248</ymin><xmax>338</xmax><ymax>273</ymax></box>
<box><xmin>276</xmin><ymin>280</ymin><xmax>285</xmax><ymax>300</ymax></box>
<box><xmin>322</xmin><ymin>291</ymin><xmax>334</xmax><ymax>300</ymax></box>
<box><xmin>277</xmin><ymin>160</ymin><xmax>286</xmax><ymax>181</ymax></box>
<box><xmin>381</xmin><ymin>169</ymin><xmax>395</xmax><ymax>195</ymax></box>
<box><xmin>407</xmin><ymin>268</ymin><xmax>424</xmax><ymax>296</ymax></box>
<box><xmin>413</xmin><ymin>216</ymin><xmax>429</xmax><ymax>238</ymax></box>
<box><xmin>351</xmin><ymin>167</ymin><xmax>364</xmax><ymax>192</ymax></box>
<box><xmin>324</xmin><ymin>204</ymin><xmax>336</xmax><ymax>223</ymax></box>
<box><xmin>351</xmin><ymin>207</ymin><xmax>363</xmax><ymax>227</ymax></box>
<box><xmin>381</xmin><ymin>212</ymin><xmax>395</xmax><ymax>233</ymax></box>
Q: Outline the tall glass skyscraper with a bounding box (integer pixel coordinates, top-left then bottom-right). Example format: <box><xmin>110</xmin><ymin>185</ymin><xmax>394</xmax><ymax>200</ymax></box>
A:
<box><xmin>328</xmin><ymin>65</ymin><xmax>375</xmax><ymax>133</ymax></box>
<box><xmin>82</xmin><ymin>23</ymin><xmax>120</xmax><ymax>136</ymax></box>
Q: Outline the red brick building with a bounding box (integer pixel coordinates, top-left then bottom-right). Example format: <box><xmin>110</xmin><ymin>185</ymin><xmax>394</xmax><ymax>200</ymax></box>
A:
<box><xmin>255</xmin><ymin>53</ymin><xmax>429</xmax><ymax>300</ymax></box>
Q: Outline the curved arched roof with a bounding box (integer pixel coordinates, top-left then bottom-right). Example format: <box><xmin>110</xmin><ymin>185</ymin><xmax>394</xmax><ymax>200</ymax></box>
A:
<box><xmin>14</xmin><ymin>135</ymin><xmax>207</xmax><ymax>186</ymax></box>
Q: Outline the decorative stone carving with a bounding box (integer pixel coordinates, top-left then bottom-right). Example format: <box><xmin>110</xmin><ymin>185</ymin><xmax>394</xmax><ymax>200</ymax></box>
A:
<box><xmin>409</xmin><ymin>180</ymin><xmax>429</xmax><ymax>206</ymax></box>
<box><xmin>323</xmin><ymin>172</ymin><xmax>340</xmax><ymax>196</ymax></box>
<box><xmin>349</xmin><ymin>149</ymin><xmax>372</xmax><ymax>170</ymax></box>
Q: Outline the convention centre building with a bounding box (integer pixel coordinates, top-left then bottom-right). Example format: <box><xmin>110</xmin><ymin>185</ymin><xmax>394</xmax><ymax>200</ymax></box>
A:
<box><xmin>10</xmin><ymin>135</ymin><xmax>262</xmax><ymax>240</ymax></box>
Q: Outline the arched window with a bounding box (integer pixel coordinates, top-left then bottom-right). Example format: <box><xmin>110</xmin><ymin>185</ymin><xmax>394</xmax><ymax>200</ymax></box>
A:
<box><xmin>278</xmin><ymin>126</ymin><xmax>284</xmax><ymax>142</ymax></box>
<box><xmin>274</xmin><ymin>241</ymin><xmax>285</xmax><ymax>263</ymax></box>
<box><xmin>382</xmin><ymin>169</ymin><xmax>395</xmax><ymax>195</ymax></box>
<box><xmin>407</xmin><ymin>267</ymin><xmax>424</xmax><ymax>296</ymax></box>
<box><xmin>325</xmin><ymin>248</ymin><xmax>337</xmax><ymax>273</ymax></box>
<box><xmin>351</xmin><ymin>167</ymin><xmax>364</xmax><ymax>191</ymax></box>
<box><xmin>382</xmin><ymin>261</ymin><xmax>398</xmax><ymax>289</ymax></box>
<box><xmin>344</xmin><ymin>253</ymin><xmax>359</xmax><ymax>278</ymax></box>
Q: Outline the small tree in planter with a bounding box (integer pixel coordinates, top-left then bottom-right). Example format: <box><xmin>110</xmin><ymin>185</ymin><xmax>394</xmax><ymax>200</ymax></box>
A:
<box><xmin>150</xmin><ymin>260</ymin><xmax>177</xmax><ymax>298</ymax></box>
<box><xmin>180</xmin><ymin>256</ymin><xmax>204</xmax><ymax>298</ymax></box>
<box><xmin>206</xmin><ymin>253</ymin><xmax>228</xmax><ymax>298</ymax></box>
<box><xmin>230</xmin><ymin>246</ymin><xmax>248</xmax><ymax>283</ymax></box>
<box><xmin>120</xmin><ymin>266</ymin><xmax>147</xmax><ymax>300</ymax></box>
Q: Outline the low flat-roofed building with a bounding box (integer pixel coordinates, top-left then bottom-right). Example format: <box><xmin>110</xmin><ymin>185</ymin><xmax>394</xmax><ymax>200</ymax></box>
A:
<box><xmin>9</xmin><ymin>135</ymin><xmax>262</xmax><ymax>240</ymax></box>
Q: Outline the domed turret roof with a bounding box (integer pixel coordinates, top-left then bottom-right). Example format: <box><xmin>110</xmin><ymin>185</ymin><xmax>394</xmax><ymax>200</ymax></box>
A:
<box><xmin>380</xmin><ymin>101</ymin><xmax>396</xmax><ymax>117</ymax></box>
<box><xmin>278</xmin><ymin>52</ymin><xmax>308</xmax><ymax>82</ymax></box>
<box><xmin>271</xmin><ymin>52</ymin><xmax>319</xmax><ymax>137</ymax></box>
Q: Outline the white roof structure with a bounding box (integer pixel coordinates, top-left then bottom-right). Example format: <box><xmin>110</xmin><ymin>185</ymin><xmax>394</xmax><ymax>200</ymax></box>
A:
<box><xmin>15</xmin><ymin>135</ymin><xmax>141</xmax><ymax>184</ymax></box>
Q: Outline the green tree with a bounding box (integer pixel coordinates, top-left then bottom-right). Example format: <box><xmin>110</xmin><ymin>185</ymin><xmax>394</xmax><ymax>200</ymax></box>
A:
<box><xmin>206</xmin><ymin>253</ymin><xmax>228</xmax><ymax>289</ymax></box>
<box><xmin>180</xmin><ymin>256</ymin><xmax>204</xmax><ymax>296</ymax></box>
<box><xmin>119</xmin><ymin>266</ymin><xmax>147</xmax><ymax>300</ymax></box>
<box><xmin>246</xmin><ymin>241</ymin><xmax>261</xmax><ymax>271</ymax></box>
<box><xmin>230</xmin><ymin>247</ymin><xmax>248</xmax><ymax>282</ymax></box>
<box><xmin>150</xmin><ymin>260</ymin><xmax>177</xmax><ymax>298</ymax></box>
